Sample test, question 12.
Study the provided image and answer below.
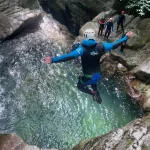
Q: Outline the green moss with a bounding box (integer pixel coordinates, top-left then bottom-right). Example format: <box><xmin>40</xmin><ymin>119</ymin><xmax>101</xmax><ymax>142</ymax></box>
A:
<box><xmin>128</xmin><ymin>139</ymin><xmax>132</xmax><ymax>145</ymax></box>
<box><xmin>142</xmin><ymin>144</ymin><xmax>148</xmax><ymax>150</ymax></box>
<box><xmin>125</xmin><ymin>139</ymin><xmax>133</xmax><ymax>149</ymax></box>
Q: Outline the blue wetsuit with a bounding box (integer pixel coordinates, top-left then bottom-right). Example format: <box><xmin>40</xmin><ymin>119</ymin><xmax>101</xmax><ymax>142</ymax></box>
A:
<box><xmin>52</xmin><ymin>36</ymin><xmax>128</xmax><ymax>103</ymax></box>
<box><xmin>104</xmin><ymin>22</ymin><xmax>114</xmax><ymax>39</ymax></box>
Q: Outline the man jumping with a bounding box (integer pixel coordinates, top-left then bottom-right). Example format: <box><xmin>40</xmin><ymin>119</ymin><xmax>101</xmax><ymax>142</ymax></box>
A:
<box><xmin>43</xmin><ymin>29</ymin><xmax>133</xmax><ymax>104</ymax></box>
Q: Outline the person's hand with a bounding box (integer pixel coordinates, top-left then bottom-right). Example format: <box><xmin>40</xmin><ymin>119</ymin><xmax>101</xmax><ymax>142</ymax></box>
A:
<box><xmin>42</xmin><ymin>56</ymin><xmax>52</xmax><ymax>64</ymax></box>
<box><xmin>126</xmin><ymin>31</ymin><xmax>133</xmax><ymax>38</ymax></box>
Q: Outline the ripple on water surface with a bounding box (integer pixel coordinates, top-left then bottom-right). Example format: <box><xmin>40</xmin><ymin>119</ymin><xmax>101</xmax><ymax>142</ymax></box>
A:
<box><xmin>10</xmin><ymin>62</ymin><xmax>141</xmax><ymax>149</ymax></box>
<box><xmin>0</xmin><ymin>39</ymin><xmax>141</xmax><ymax>149</ymax></box>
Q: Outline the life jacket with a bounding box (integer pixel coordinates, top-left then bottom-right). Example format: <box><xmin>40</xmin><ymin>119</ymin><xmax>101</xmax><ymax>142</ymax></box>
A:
<box><xmin>81</xmin><ymin>39</ymin><xmax>105</xmax><ymax>74</ymax></box>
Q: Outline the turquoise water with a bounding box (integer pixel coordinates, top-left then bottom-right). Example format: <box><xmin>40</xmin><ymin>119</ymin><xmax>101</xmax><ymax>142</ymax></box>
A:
<box><xmin>0</xmin><ymin>35</ymin><xmax>141</xmax><ymax>149</ymax></box>
<box><xmin>13</xmin><ymin>61</ymin><xmax>141</xmax><ymax>149</ymax></box>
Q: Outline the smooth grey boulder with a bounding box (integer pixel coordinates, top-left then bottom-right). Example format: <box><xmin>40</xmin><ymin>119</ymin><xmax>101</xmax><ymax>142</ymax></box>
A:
<box><xmin>0</xmin><ymin>134</ymin><xmax>58</xmax><ymax>150</ymax></box>
<box><xmin>0</xmin><ymin>0</ymin><xmax>41</xmax><ymax>40</ymax></box>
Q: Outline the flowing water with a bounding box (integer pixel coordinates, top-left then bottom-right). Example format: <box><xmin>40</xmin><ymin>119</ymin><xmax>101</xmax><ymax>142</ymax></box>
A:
<box><xmin>0</xmin><ymin>31</ymin><xmax>141</xmax><ymax>149</ymax></box>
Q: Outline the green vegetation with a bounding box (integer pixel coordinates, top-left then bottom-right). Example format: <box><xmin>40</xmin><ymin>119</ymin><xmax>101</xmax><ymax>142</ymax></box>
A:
<box><xmin>142</xmin><ymin>144</ymin><xmax>148</xmax><ymax>150</ymax></box>
<box><xmin>115</xmin><ymin>0</ymin><xmax>150</xmax><ymax>17</ymax></box>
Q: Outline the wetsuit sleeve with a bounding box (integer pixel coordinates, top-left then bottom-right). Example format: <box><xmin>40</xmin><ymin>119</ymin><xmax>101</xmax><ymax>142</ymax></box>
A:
<box><xmin>52</xmin><ymin>46</ymin><xmax>83</xmax><ymax>63</ymax></box>
<box><xmin>102</xmin><ymin>36</ymin><xmax>128</xmax><ymax>52</ymax></box>
<box><xmin>104</xmin><ymin>22</ymin><xmax>107</xmax><ymax>29</ymax></box>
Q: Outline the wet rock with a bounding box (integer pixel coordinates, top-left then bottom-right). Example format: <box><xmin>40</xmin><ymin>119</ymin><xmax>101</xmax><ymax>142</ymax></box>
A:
<box><xmin>0</xmin><ymin>0</ymin><xmax>74</xmax><ymax>46</ymax></box>
<box><xmin>0</xmin><ymin>134</ymin><xmax>39</xmax><ymax>150</ymax></box>
<box><xmin>0</xmin><ymin>0</ymin><xmax>41</xmax><ymax>40</ymax></box>
<box><xmin>39</xmin><ymin>0</ymin><xmax>117</xmax><ymax>34</ymax></box>
<box><xmin>143</xmin><ymin>88</ymin><xmax>150</xmax><ymax>111</ymax></box>
<box><xmin>132</xmin><ymin>58</ymin><xmax>150</xmax><ymax>84</ymax></box>
<box><xmin>100</xmin><ymin>53</ymin><xmax>118</xmax><ymax>76</ymax></box>
<box><xmin>0</xmin><ymin>134</ymin><xmax>58</xmax><ymax>150</ymax></box>
<box><xmin>73</xmin><ymin>115</ymin><xmax>150</xmax><ymax>150</ymax></box>
<box><xmin>117</xmin><ymin>63</ymin><xmax>127</xmax><ymax>72</ymax></box>
<box><xmin>19</xmin><ymin>0</ymin><xmax>40</xmax><ymax>9</ymax></box>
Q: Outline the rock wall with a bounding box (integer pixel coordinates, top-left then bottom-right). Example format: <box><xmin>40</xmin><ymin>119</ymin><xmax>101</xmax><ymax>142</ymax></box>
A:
<box><xmin>19</xmin><ymin>0</ymin><xmax>40</xmax><ymax>9</ymax></box>
<box><xmin>73</xmin><ymin>115</ymin><xmax>150</xmax><ymax>150</ymax></box>
<box><xmin>39</xmin><ymin>0</ymin><xmax>116</xmax><ymax>34</ymax></box>
<box><xmin>0</xmin><ymin>0</ymin><xmax>150</xmax><ymax>150</ymax></box>
<box><xmin>0</xmin><ymin>134</ymin><xmax>58</xmax><ymax>150</ymax></box>
<box><xmin>0</xmin><ymin>0</ymin><xmax>41</xmax><ymax>40</ymax></box>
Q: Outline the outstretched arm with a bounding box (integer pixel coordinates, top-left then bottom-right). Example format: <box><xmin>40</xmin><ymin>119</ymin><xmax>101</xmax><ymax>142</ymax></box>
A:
<box><xmin>43</xmin><ymin>46</ymin><xmax>84</xmax><ymax>64</ymax></box>
<box><xmin>104</xmin><ymin>22</ymin><xmax>108</xmax><ymax>29</ymax></box>
<box><xmin>102</xmin><ymin>31</ymin><xmax>133</xmax><ymax>52</ymax></box>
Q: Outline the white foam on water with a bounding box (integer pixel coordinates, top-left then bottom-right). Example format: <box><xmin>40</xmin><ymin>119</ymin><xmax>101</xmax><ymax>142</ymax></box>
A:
<box><xmin>0</xmin><ymin>85</ymin><xmax>4</xmax><ymax>95</ymax></box>
<box><xmin>0</xmin><ymin>55</ymin><xmax>4</xmax><ymax>63</ymax></box>
<box><xmin>8</xmin><ymin>68</ymin><xmax>21</xmax><ymax>88</ymax></box>
<box><xmin>0</xmin><ymin>103</ymin><xmax>5</xmax><ymax>117</ymax></box>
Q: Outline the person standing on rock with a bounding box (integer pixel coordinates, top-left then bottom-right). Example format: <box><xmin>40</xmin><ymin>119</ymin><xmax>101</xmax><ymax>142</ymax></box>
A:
<box><xmin>117</xmin><ymin>10</ymin><xmax>126</xmax><ymax>33</ymax></box>
<box><xmin>98</xmin><ymin>15</ymin><xmax>106</xmax><ymax>36</ymax></box>
<box><xmin>104</xmin><ymin>18</ymin><xmax>114</xmax><ymax>39</ymax></box>
<box><xmin>43</xmin><ymin>29</ymin><xmax>133</xmax><ymax>104</ymax></box>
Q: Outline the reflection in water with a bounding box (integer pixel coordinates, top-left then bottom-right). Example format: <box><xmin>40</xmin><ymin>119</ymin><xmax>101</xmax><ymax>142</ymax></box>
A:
<box><xmin>0</xmin><ymin>33</ymin><xmax>141</xmax><ymax>149</ymax></box>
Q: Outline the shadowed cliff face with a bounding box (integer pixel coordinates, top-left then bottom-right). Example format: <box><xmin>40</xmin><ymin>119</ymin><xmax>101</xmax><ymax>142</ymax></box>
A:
<box><xmin>39</xmin><ymin>0</ymin><xmax>116</xmax><ymax>35</ymax></box>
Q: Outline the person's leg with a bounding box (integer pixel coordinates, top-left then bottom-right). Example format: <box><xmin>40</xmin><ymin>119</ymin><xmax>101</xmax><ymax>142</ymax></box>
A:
<box><xmin>77</xmin><ymin>81</ymin><xmax>102</xmax><ymax>104</ymax></box>
<box><xmin>117</xmin><ymin>23</ymin><xmax>120</xmax><ymax>31</ymax></box>
<box><xmin>77</xmin><ymin>80</ymin><xmax>93</xmax><ymax>95</ymax></box>
<box><xmin>77</xmin><ymin>76</ymin><xmax>94</xmax><ymax>95</ymax></box>
<box><xmin>100</xmin><ymin>27</ymin><xmax>104</xmax><ymax>36</ymax></box>
<box><xmin>91</xmin><ymin>84</ymin><xmax>102</xmax><ymax>104</ymax></box>
<box><xmin>104</xmin><ymin>29</ymin><xmax>108</xmax><ymax>38</ymax></box>
<box><xmin>77</xmin><ymin>74</ymin><xmax>102</xmax><ymax>104</ymax></box>
<box><xmin>121</xmin><ymin>23</ymin><xmax>124</xmax><ymax>33</ymax></box>
<box><xmin>107</xmin><ymin>30</ymin><xmax>111</xmax><ymax>39</ymax></box>
<box><xmin>98</xmin><ymin>25</ymin><xmax>101</xmax><ymax>36</ymax></box>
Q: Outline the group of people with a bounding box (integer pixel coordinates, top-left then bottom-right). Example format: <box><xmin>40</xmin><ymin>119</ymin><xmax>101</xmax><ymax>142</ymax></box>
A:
<box><xmin>98</xmin><ymin>10</ymin><xmax>126</xmax><ymax>39</ymax></box>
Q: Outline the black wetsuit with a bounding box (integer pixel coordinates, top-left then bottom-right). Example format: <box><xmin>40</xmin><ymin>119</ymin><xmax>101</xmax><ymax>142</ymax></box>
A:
<box><xmin>98</xmin><ymin>18</ymin><xmax>106</xmax><ymax>36</ymax></box>
<box><xmin>117</xmin><ymin>14</ymin><xmax>126</xmax><ymax>33</ymax></box>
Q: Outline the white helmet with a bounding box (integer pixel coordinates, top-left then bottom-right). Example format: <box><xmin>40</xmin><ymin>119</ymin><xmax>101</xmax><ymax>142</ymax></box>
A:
<box><xmin>109</xmin><ymin>18</ymin><xmax>113</xmax><ymax>21</ymax></box>
<box><xmin>83</xmin><ymin>29</ymin><xmax>96</xmax><ymax>40</ymax></box>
